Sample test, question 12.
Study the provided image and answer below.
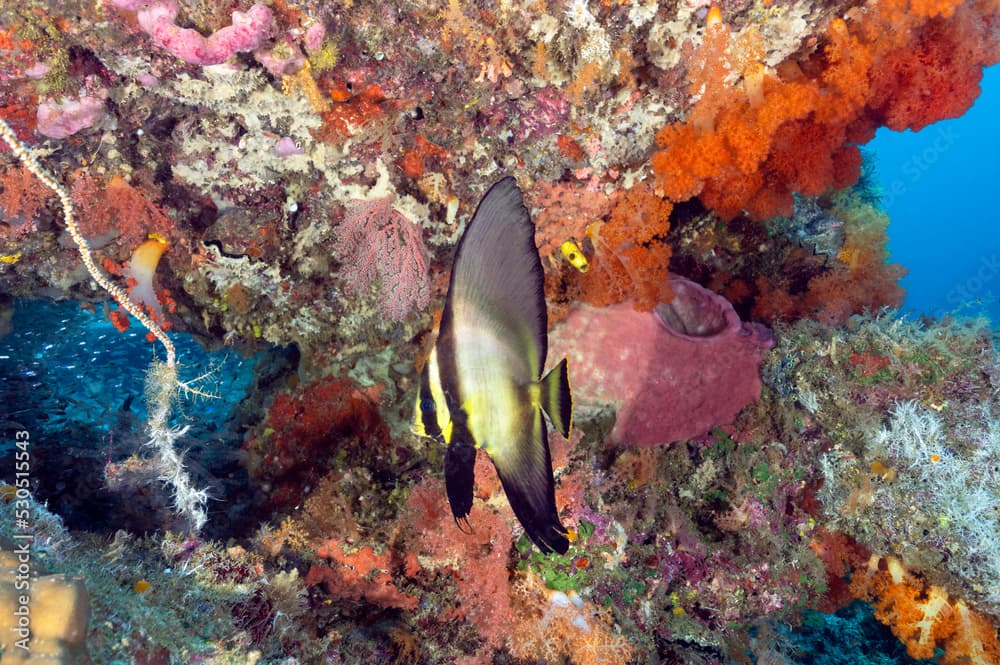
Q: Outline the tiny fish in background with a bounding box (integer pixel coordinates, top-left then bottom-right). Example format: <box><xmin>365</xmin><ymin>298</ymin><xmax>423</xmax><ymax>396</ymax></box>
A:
<box><xmin>414</xmin><ymin>177</ymin><xmax>573</xmax><ymax>554</ymax></box>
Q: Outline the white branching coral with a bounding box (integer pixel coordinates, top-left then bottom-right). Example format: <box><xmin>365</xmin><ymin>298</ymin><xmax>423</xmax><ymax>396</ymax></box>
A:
<box><xmin>827</xmin><ymin>399</ymin><xmax>1000</xmax><ymax>608</ymax></box>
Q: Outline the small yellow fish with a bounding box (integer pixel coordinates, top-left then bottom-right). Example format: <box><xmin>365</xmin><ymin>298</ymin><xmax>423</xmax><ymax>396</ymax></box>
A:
<box><xmin>560</xmin><ymin>240</ymin><xmax>589</xmax><ymax>273</ymax></box>
<box><xmin>133</xmin><ymin>580</ymin><xmax>151</xmax><ymax>593</ymax></box>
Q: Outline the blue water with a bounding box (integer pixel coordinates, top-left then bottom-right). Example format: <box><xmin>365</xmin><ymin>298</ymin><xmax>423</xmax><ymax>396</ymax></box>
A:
<box><xmin>0</xmin><ymin>299</ymin><xmax>260</xmax><ymax>531</ymax></box>
<box><xmin>0</xmin><ymin>299</ymin><xmax>256</xmax><ymax>437</ymax></box>
<box><xmin>872</xmin><ymin>65</ymin><xmax>1000</xmax><ymax>322</ymax></box>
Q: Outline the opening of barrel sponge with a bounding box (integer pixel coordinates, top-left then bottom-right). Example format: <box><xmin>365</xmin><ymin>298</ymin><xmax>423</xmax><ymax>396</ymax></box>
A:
<box><xmin>655</xmin><ymin>275</ymin><xmax>740</xmax><ymax>340</ymax></box>
<box><xmin>123</xmin><ymin>235</ymin><xmax>168</xmax><ymax>320</ymax></box>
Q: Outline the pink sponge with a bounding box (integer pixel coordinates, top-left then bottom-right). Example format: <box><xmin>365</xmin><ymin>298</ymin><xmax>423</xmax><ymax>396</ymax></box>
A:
<box><xmin>113</xmin><ymin>0</ymin><xmax>272</xmax><ymax>66</ymax></box>
<box><xmin>36</xmin><ymin>94</ymin><xmax>106</xmax><ymax>139</ymax></box>
<box><xmin>548</xmin><ymin>276</ymin><xmax>774</xmax><ymax>447</ymax></box>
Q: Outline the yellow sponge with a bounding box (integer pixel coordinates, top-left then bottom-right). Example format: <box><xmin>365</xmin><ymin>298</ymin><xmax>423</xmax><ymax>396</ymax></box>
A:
<box><xmin>0</xmin><ymin>548</ymin><xmax>91</xmax><ymax>664</ymax></box>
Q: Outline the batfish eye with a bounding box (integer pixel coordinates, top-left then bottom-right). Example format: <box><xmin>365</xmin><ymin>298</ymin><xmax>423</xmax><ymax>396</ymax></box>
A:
<box><xmin>420</xmin><ymin>397</ymin><xmax>435</xmax><ymax>412</ymax></box>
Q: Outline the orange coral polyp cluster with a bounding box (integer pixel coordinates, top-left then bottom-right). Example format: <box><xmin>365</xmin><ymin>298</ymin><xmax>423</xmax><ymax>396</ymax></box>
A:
<box><xmin>574</xmin><ymin>183</ymin><xmax>674</xmax><ymax>311</ymax></box>
<box><xmin>653</xmin><ymin>0</ymin><xmax>999</xmax><ymax>221</ymax></box>
<box><xmin>850</xmin><ymin>556</ymin><xmax>1000</xmax><ymax>664</ymax></box>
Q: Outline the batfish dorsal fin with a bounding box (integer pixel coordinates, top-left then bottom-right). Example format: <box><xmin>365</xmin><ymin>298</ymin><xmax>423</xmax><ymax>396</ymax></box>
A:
<box><xmin>441</xmin><ymin>177</ymin><xmax>547</xmax><ymax>384</ymax></box>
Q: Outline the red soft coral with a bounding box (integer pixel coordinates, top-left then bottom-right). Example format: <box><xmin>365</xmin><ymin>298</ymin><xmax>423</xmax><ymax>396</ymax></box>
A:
<box><xmin>403</xmin><ymin>477</ymin><xmax>517</xmax><ymax>653</ymax></box>
<box><xmin>305</xmin><ymin>540</ymin><xmax>418</xmax><ymax>611</ymax></box>
<box><xmin>244</xmin><ymin>376</ymin><xmax>387</xmax><ymax>507</ymax></box>
<box><xmin>652</xmin><ymin>0</ymin><xmax>999</xmax><ymax>221</ymax></box>
<box><xmin>868</xmin><ymin>7</ymin><xmax>991</xmax><ymax>131</ymax></box>
<box><xmin>72</xmin><ymin>173</ymin><xmax>174</xmax><ymax>250</ymax></box>
<box><xmin>0</xmin><ymin>165</ymin><xmax>51</xmax><ymax>236</ymax></box>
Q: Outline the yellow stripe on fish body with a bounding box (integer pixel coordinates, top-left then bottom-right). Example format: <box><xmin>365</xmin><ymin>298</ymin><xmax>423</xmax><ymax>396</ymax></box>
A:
<box><xmin>413</xmin><ymin>347</ymin><xmax>452</xmax><ymax>442</ymax></box>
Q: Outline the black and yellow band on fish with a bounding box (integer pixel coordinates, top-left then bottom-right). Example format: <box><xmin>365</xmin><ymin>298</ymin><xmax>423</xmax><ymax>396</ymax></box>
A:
<box><xmin>540</xmin><ymin>358</ymin><xmax>573</xmax><ymax>439</ymax></box>
<box><xmin>416</xmin><ymin>362</ymin><xmax>441</xmax><ymax>439</ymax></box>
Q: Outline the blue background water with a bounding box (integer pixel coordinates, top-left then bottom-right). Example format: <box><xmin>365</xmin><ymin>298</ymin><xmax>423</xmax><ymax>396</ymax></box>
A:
<box><xmin>0</xmin><ymin>300</ymin><xmax>261</xmax><ymax>532</ymax></box>
<box><xmin>872</xmin><ymin>65</ymin><xmax>1000</xmax><ymax>323</ymax></box>
<box><xmin>0</xmin><ymin>300</ymin><xmax>256</xmax><ymax>443</ymax></box>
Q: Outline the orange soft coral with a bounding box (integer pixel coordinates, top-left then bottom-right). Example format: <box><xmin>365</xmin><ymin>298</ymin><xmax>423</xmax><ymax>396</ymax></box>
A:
<box><xmin>749</xmin><ymin>194</ymin><xmax>905</xmax><ymax>325</ymax></box>
<box><xmin>652</xmin><ymin>0</ymin><xmax>1000</xmax><ymax>220</ymax></box>
<box><xmin>574</xmin><ymin>183</ymin><xmax>673</xmax><ymax>310</ymax></box>
<box><xmin>537</xmin><ymin>182</ymin><xmax>674</xmax><ymax>311</ymax></box>
<box><xmin>850</xmin><ymin>556</ymin><xmax>999</xmax><ymax>664</ymax></box>
<box><xmin>684</xmin><ymin>6</ymin><xmax>739</xmax><ymax>133</ymax></box>
<box><xmin>531</xmin><ymin>181</ymin><xmax>612</xmax><ymax>258</ymax></box>
<box><xmin>399</xmin><ymin>134</ymin><xmax>448</xmax><ymax>179</ymax></box>
<box><xmin>306</xmin><ymin>540</ymin><xmax>418</xmax><ymax>611</ymax></box>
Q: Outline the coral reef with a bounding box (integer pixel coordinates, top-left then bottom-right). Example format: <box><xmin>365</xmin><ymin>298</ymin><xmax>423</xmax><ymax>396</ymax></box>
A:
<box><xmin>0</xmin><ymin>0</ymin><xmax>998</xmax><ymax>662</ymax></box>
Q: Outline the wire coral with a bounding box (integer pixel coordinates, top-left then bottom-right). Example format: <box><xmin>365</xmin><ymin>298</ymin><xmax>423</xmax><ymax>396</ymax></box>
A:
<box><xmin>0</xmin><ymin>117</ymin><xmax>210</xmax><ymax>530</ymax></box>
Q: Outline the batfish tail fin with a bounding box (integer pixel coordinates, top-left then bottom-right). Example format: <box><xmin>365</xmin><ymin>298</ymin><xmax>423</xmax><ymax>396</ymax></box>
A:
<box><xmin>540</xmin><ymin>358</ymin><xmax>572</xmax><ymax>439</ymax></box>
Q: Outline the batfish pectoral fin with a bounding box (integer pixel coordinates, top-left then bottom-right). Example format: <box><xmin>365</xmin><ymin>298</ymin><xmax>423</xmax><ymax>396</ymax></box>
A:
<box><xmin>540</xmin><ymin>357</ymin><xmax>573</xmax><ymax>439</ymax></box>
<box><xmin>490</xmin><ymin>411</ymin><xmax>568</xmax><ymax>554</ymax></box>
<box><xmin>444</xmin><ymin>437</ymin><xmax>476</xmax><ymax>531</ymax></box>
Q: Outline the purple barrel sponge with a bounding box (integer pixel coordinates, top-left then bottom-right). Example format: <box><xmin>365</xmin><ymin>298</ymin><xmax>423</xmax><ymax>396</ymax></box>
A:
<box><xmin>549</xmin><ymin>275</ymin><xmax>774</xmax><ymax>447</ymax></box>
